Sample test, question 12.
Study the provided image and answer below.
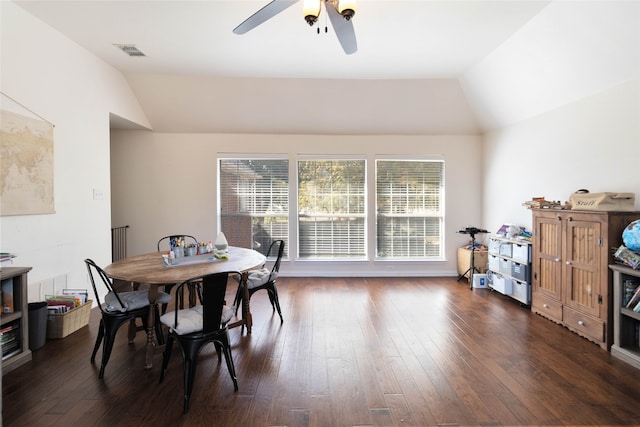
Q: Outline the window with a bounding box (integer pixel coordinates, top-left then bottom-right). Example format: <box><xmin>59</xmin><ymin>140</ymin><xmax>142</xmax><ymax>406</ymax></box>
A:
<box><xmin>376</xmin><ymin>160</ymin><xmax>444</xmax><ymax>258</ymax></box>
<box><xmin>218</xmin><ymin>157</ymin><xmax>445</xmax><ymax>262</ymax></box>
<box><xmin>219</xmin><ymin>158</ymin><xmax>288</xmax><ymax>256</ymax></box>
<box><xmin>298</xmin><ymin>159</ymin><xmax>366</xmax><ymax>258</ymax></box>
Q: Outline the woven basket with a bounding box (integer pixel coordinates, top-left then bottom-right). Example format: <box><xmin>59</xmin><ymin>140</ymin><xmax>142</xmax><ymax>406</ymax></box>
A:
<box><xmin>46</xmin><ymin>300</ymin><xmax>92</xmax><ymax>339</ymax></box>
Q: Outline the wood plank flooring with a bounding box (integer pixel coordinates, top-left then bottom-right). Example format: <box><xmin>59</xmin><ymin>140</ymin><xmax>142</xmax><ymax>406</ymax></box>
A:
<box><xmin>3</xmin><ymin>276</ymin><xmax>640</xmax><ymax>426</ymax></box>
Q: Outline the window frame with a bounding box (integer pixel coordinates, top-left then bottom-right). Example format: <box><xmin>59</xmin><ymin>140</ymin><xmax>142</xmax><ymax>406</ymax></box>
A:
<box><xmin>296</xmin><ymin>156</ymin><xmax>368</xmax><ymax>260</ymax></box>
<box><xmin>217</xmin><ymin>155</ymin><xmax>290</xmax><ymax>258</ymax></box>
<box><xmin>374</xmin><ymin>158</ymin><xmax>445</xmax><ymax>260</ymax></box>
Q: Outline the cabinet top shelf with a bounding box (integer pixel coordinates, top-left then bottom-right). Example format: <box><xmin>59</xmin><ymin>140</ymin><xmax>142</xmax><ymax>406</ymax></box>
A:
<box><xmin>609</xmin><ymin>263</ymin><xmax>640</xmax><ymax>276</ymax></box>
<box><xmin>621</xmin><ymin>307</ymin><xmax>640</xmax><ymax>322</ymax></box>
<box><xmin>489</xmin><ymin>235</ymin><xmax>532</xmax><ymax>245</ymax></box>
<box><xmin>532</xmin><ymin>208</ymin><xmax>640</xmax><ymax>215</ymax></box>
<box><xmin>0</xmin><ymin>266</ymin><xmax>33</xmax><ymax>280</ymax></box>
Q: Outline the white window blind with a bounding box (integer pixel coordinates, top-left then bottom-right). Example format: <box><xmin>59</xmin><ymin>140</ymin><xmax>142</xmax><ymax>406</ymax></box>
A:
<box><xmin>298</xmin><ymin>159</ymin><xmax>366</xmax><ymax>258</ymax></box>
<box><xmin>219</xmin><ymin>159</ymin><xmax>288</xmax><ymax>256</ymax></box>
<box><xmin>376</xmin><ymin>160</ymin><xmax>444</xmax><ymax>258</ymax></box>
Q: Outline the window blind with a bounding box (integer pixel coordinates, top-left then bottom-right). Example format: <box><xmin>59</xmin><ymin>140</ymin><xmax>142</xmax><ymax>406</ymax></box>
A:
<box><xmin>376</xmin><ymin>160</ymin><xmax>444</xmax><ymax>258</ymax></box>
<box><xmin>298</xmin><ymin>159</ymin><xmax>366</xmax><ymax>258</ymax></box>
<box><xmin>219</xmin><ymin>159</ymin><xmax>289</xmax><ymax>256</ymax></box>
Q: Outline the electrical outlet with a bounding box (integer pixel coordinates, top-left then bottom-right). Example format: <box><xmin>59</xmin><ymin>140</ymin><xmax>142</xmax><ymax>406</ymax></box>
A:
<box><xmin>93</xmin><ymin>188</ymin><xmax>105</xmax><ymax>200</ymax></box>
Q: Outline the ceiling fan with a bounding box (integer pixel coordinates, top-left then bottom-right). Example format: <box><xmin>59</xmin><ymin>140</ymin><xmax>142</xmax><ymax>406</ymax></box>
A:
<box><xmin>233</xmin><ymin>0</ymin><xmax>358</xmax><ymax>55</ymax></box>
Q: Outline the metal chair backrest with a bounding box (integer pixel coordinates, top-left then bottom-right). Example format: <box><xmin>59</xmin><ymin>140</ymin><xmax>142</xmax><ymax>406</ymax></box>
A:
<box><xmin>84</xmin><ymin>258</ymin><xmax>125</xmax><ymax>314</ymax></box>
<box><xmin>266</xmin><ymin>240</ymin><xmax>285</xmax><ymax>275</ymax></box>
<box><xmin>157</xmin><ymin>235</ymin><xmax>198</xmax><ymax>252</ymax></box>
<box><xmin>171</xmin><ymin>271</ymin><xmax>240</xmax><ymax>334</ymax></box>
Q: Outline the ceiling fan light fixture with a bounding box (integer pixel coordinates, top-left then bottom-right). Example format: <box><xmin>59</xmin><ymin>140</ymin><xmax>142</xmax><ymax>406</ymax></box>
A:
<box><xmin>303</xmin><ymin>0</ymin><xmax>321</xmax><ymax>25</ymax></box>
<box><xmin>336</xmin><ymin>0</ymin><xmax>356</xmax><ymax>20</ymax></box>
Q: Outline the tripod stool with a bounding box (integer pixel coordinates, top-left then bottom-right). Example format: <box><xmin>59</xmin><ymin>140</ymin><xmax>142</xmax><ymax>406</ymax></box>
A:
<box><xmin>456</xmin><ymin>227</ymin><xmax>488</xmax><ymax>289</ymax></box>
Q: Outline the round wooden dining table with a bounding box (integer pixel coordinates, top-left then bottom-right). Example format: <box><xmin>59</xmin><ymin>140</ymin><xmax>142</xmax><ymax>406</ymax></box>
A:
<box><xmin>104</xmin><ymin>246</ymin><xmax>266</xmax><ymax>369</ymax></box>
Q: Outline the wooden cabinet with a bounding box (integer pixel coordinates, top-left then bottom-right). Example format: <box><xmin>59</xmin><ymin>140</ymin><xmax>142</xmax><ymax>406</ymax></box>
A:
<box><xmin>610</xmin><ymin>264</ymin><xmax>640</xmax><ymax>370</ymax></box>
<box><xmin>487</xmin><ymin>236</ymin><xmax>532</xmax><ymax>305</ymax></box>
<box><xmin>531</xmin><ymin>209</ymin><xmax>640</xmax><ymax>349</ymax></box>
<box><xmin>1</xmin><ymin>267</ymin><xmax>33</xmax><ymax>374</ymax></box>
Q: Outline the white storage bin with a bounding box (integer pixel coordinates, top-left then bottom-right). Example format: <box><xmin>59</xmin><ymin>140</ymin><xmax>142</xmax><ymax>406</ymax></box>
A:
<box><xmin>499</xmin><ymin>258</ymin><xmax>512</xmax><ymax>275</ymax></box>
<box><xmin>511</xmin><ymin>261</ymin><xmax>529</xmax><ymax>281</ymax></box>
<box><xmin>512</xmin><ymin>243</ymin><xmax>530</xmax><ymax>263</ymax></box>
<box><xmin>499</xmin><ymin>242</ymin><xmax>512</xmax><ymax>257</ymax></box>
<box><xmin>512</xmin><ymin>279</ymin><xmax>529</xmax><ymax>304</ymax></box>
<box><xmin>488</xmin><ymin>254</ymin><xmax>500</xmax><ymax>271</ymax></box>
<box><xmin>491</xmin><ymin>275</ymin><xmax>512</xmax><ymax>295</ymax></box>
<box><xmin>488</xmin><ymin>239</ymin><xmax>501</xmax><ymax>254</ymax></box>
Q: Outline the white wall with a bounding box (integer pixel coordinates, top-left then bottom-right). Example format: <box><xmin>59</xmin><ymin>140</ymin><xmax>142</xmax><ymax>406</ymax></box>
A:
<box><xmin>482</xmin><ymin>77</ymin><xmax>640</xmax><ymax>234</ymax></box>
<box><xmin>125</xmin><ymin>74</ymin><xmax>481</xmax><ymax>135</ymax></box>
<box><xmin>110</xmin><ymin>132</ymin><xmax>483</xmax><ymax>277</ymax></box>
<box><xmin>0</xmin><ymin>2</ymin><xmax>149</xmax><ymax>300</ymax></box>
<box><xmin>461</xmin><ymin>0</ymin><xmax>640</xmax><ymax>131</ymax></box>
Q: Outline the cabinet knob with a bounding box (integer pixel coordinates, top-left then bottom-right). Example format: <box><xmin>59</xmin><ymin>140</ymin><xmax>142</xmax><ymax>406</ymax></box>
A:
<box><xmin>578</xmin><ymin>320</ymin><xmax>585</xmax><ymax>326</ymax></box>
<box><xmin>565</xmin><ymin>261</ymin><xmax>571</xmax><ymax>265</ymax></box>
<box><xmin>543</xmin><ymin>303</ymin><xmax>549</xmax><ymax>308</ymax></box>
<box><xmin>555</xmin><ymin>258</ymin><xmax>561</xmax><ymax>262</ymax></box>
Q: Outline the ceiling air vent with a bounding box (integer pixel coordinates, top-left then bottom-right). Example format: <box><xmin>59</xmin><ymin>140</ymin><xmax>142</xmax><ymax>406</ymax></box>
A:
<box><xmin>113</xmin><ymin>44</ymin><xmax>146</xmax><ymax>57</ymax></box>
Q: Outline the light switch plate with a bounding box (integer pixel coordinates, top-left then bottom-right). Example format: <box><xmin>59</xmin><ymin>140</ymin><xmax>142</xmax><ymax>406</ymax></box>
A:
<box><xmin>93</xmin><ymin>188</ymin><xmax>105</xmax><ymax>200</ymax></box>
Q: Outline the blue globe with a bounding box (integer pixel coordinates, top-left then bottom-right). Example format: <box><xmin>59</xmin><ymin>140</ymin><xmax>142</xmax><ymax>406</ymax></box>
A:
<box><xmin>622</xmin><ymin>220</ymin><xmax>640</xmax><ymax>252</ymax></box>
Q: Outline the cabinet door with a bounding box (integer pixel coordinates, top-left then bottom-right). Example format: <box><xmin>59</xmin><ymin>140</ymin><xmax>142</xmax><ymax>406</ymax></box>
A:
<box><xmin>532</xmin><ymin>213</ymin><xmax>563</xmax><ymax>301</ymax></box>
<box><xmin>563</xmin><ymin>216</ymin><xmax>602</xmax><ymax>317</ymax></box>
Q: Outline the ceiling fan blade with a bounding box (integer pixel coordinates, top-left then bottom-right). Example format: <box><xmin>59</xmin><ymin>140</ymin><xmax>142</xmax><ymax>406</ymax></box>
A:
<box><xmin>325</xmin><ymin>3</ymin><xmax>357</xmax><ymax>55</ymax></box>
<box><xmin>233</xmin><ymin>0</ymin><xmax>300</xmax><ymax>35</ymax></box>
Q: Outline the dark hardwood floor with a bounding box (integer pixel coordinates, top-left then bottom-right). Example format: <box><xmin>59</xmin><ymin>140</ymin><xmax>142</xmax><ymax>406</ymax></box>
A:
<box><xmin>3</xmin><ymin>277</ymin><xmax>640</xmax><ymax>427</ymax></box>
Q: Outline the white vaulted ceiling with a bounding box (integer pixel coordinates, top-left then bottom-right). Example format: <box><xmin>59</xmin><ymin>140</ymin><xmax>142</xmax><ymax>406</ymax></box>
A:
<box><xmin>13</xmin><ymin>0</ymin><xmax>640</xmax><ymax>134</ymax></box>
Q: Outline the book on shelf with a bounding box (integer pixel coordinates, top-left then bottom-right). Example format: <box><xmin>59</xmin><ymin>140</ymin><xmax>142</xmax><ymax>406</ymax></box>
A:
<box><xmin>1</xmin><ymin>322</ymin><xmax>19</xmax><ymax>337</ymax></box>
<box><xmin>1</xmin><ymin>277</ymin><xmax>14</xmax><ymax>313</ymax></box>
<box><xmin>0</xmin><ymin>252</ymin><xmax>16</xmax><ymax>263</ymax></box>
<box><xmin>623</xmin><ymin>280</ymin><xmax>640</xmax><ymax>306</ymax></box>
<box><xmin>2</xmin><ymin>334</ymin><xmax>18</xmax><ymax>349</ymax></box>
<box><xmin>2</xmin><ymin>347</ymin><xmax>21</xmax><ymax>361</ymax></box>
<box><xmin>1</xmin><ymin>321</ymin><xmax>20</xmax><ymax>358</ymax></box>
<box><xmin>625</xmin><ymin>284</ymin><xmax>640</xmax><ymax>309</ymax></box>
<box><xmin>1</xmin><ymin>334</ymin><xmax>17</xmax><ymax>349</ymax></box>
<box><xmin>1</xmin><ymin>325</ymin><xmax>17</xmax><ymax>338</ymax></box>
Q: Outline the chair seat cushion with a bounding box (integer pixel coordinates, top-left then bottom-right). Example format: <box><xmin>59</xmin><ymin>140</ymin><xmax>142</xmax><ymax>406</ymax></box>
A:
<box><xmin>104</xmin><ymin>290</ymin><xmax>171</xmax><ymax>313</ymax></box>
<box><xmin>160</xmin><ymin>305</ymin><xmax>234</xmax><ymax>335</ymax></box>
<box><xmin>246</xmin><ymin>268</ymin><xmax>278</xmax><ymax>289</ymax></box>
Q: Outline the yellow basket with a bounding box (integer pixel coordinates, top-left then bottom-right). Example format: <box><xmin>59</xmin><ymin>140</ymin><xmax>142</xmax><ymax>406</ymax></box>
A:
<box><xmin>46</xmin><ymin>300</ymin><xmax>92</xmax><ymax>339</ymax></box>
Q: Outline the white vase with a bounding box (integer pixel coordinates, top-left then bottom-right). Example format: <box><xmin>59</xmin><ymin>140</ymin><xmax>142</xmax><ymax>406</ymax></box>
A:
<box><xmin>215</xmin><ymin>232</ymin><xmax>228</xmax><ymax>252</ymax></box>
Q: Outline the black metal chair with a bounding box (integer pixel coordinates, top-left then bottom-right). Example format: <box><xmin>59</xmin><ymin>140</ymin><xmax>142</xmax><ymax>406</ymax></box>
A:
<box><xmin>157</xmin><ymin>234</ymin><xmax>198</xmax><ymax>253</ymax></box>
<box><xmin>157</xmin><ymin>234</ymin><xmax>198</xmax><ymax>313</ymax></box>
<box><xmin>234</xmin><ymin>240</ymin><xmax>285</xmax><ymax>324</ymax></box>
<box><xmin>85</xmin><ymin>259</ymin><xmax>171</xmax><ymax>379</ymax></box>
<box><xmin>159</xmin><ymin>271</ymin><xmax>239</xmax><ymax>413</ymax></box>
